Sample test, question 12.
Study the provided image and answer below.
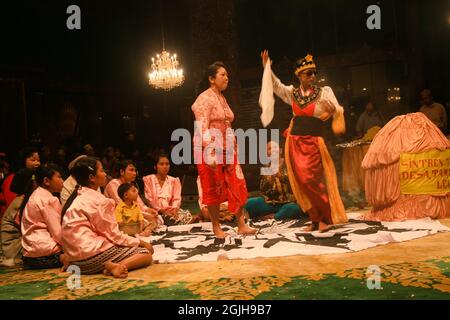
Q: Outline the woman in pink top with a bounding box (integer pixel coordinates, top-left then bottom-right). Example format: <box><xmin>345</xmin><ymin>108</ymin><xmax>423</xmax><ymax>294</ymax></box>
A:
<box><xmin>192</xmin><ymin>61</ymin><xmax>256</xmax><ymax>238</ymax></box>
<box><xmin>104</xmin><ymin>159</ymin><xmax>158</xmax><ymax>222</ymax></box>
<box><xmin>20</xmin><ymin>163</ymin><xmax>68</xmax><ymax>270</ymax></box>
<box><xmin>143</xmin><ymin>154</ymin><xmax>183</xmax><ymax>224</ymax></box>
<box><xmin>61</xmin><ymin>157</ymin><xmax>153</xmax><ymax>278</ymax></box>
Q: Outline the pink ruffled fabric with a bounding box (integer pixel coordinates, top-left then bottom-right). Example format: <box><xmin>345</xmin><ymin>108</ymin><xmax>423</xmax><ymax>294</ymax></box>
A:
<box><xmin>361</xmin><ymin>113</ymin><xmax>450</xmax><ymax>221</ymax></box>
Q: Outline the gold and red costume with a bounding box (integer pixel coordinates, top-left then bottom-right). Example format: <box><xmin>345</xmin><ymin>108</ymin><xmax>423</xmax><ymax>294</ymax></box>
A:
<box><xmin>259</xmin><ymin>55</ymin><xmax>347</xmax><ymax>225</ymax></box>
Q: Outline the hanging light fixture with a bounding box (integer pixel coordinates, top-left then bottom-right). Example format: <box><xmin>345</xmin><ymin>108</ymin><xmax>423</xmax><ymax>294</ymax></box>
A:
<box><xmin>148</xmin><ymin>51</ymin><xmax>184</xmax><ymax>91</ymax></box>
<box><xmin>148</xmin><ymin>1</ymin><xmax>184</xmax><ymax>91</ymax></box>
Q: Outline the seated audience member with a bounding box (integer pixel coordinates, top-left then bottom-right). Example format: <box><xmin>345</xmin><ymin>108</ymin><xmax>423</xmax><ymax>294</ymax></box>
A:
<box><xmin>419</xmin><ymin>89</ymin><xmax>448</xmax><ymax>134</ymax></box>
<box><xmin>115</xmin><ymin>182</ymin><xmax>157</xmax><ymax>237</ymax></box>
<box><xmin>61</xmin><ymin>157</ymin><xmax>153</xmax><ymax>278</ymax></box>
<box><xmin>0</xmin><ymin>147</ymin><xmax>41</xmax><ymax>217</ymax></box>
<box><xmin>0</xmin><ymin>153</ymin><xmax>10</xmax><ymax>216</ymax></box>
<box><xmin>102</xmin><ymin>147</ymin><xmax>116</xmax><ymax>176</ymax></box>
<box><xmin>83</xmin><ymin>144</ymin><xmax>96</xmax><ymax>157</ymax></box>
<box><xmin>20</xmin><ymin>163</ymin><xmax>68</xmax><ymax>270</ymax></box>
<box><xmin>355</xmin><ymin>101</ymin><xmax>385</xmax><ymax>137</ymax></box>
<box><xmin>245</xmin><ymin>142</ymin><xmax>305</xmax><ymax>221</ymax></box>
<box><xmin>61</xmin><ymin>155</ymin><xmax>88</xmax><ymax>206</ymax></box>
<box><xmin>0</xmin><ymin>169</ymin><xmax>35</xmax><ymax>267</ymax></box>
<box><xmin>143</xmin><ymin>154</ymin><xmax>191</xmax><ymax>226</ymax></box>
<box><xmin>104</xmin><ymin>160</ymin><xmax>159</xmax><ymax>223</ymax></box>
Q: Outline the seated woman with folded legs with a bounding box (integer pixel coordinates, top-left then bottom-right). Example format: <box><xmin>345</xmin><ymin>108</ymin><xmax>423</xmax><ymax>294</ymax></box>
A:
<box><xmin>245</xmin><ymin>141</ymin><xmax>305</xmax><ymax>221</ymax></box>
<box><xmin>1</xmin><ymin>168</ymin><xmax>34</xmax><ymax>267</ymax></box>
<box><xmin>143</xmin><ymin>154</ymin><xmax>192</xmax><ymax>226</ymax></box>
<box><xmin>61</xmin><ymin>157</ymin><xmax>153</xmax><ymax>278</ymax></box>
<box><xmin>20</xmin><ymin>163</ymin><xmax>69</xmax><ymax>270</ymax></box>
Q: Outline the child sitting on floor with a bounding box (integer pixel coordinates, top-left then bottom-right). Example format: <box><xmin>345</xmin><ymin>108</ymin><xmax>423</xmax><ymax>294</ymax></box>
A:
<box><xmin>115</xmin><ymin>182</ymin><xmax>157</xmax><ymax>237</ymax></box>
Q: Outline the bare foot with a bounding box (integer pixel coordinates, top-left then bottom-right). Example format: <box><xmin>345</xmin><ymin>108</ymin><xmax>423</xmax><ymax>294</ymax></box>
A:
<box><xmin>302</xmin><ymin>222</ymin><xmax>318</xmax><ymax>232</ymax></box>
<box><xmin>104</xmin><ymin>261</ymin><xmax>128</xmax><ymax>278</ymax></box>
<box><xmin>213</xmin><ymin>227</ymin><xmax>227</xmax><ymax>239</ymax></box>
<box><xmin>318</xmin><ymin>222</ymin><xmax>330</xmax><ymax>232</ymax></box>
<box><xmin>237</xmin><ymin>225</ymin><xmax>257</xmax><ymax>236</ymax></box>
<box><xmin>59</xmin><ymin>253</ymin><xmax>70</xmax><ymax>272</ymax></box>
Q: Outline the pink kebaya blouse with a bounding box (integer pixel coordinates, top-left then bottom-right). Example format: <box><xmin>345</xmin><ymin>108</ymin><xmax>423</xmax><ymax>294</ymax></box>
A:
<box><xmin>61</xmin><ymin>187</ymin><xmax>139</xmax><ymax>262</ymax></box>
<box><xmin>191</xmin><ymin>88</ymin><xmax>237</xmax><ymax>163</ymax></box>
<box><xmin>21</xmin><ymin>187</ymin><xmax>62</xmax><ymax>258</ymax></box>
<box><xmin>143</xmin><ymin>175</ymin><xmax>181</xmax><ymax>212</ymax></box>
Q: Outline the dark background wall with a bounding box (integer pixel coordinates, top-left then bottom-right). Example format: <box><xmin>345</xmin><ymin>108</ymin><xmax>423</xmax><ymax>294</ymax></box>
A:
<box><xmin>0</xmin><ymin>0</ymin><xmax>449</xmax><ymax>172</ymax></box>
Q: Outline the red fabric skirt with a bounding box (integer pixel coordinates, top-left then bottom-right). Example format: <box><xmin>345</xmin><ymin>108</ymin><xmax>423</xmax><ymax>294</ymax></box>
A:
<box><xmin>288</xmin><ymin>135</ymin><xmax>332</xmax><ymax>224</ymax></box>
<box><xmin>197</xmin><ymin>153</ymin><xmax>248</xmax><ymax>214</ymax></box>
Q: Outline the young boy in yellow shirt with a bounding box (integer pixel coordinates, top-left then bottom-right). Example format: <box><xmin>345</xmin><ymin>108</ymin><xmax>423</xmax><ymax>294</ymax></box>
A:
<box><xmin>115</xmin><ymin>183</ymin><xmax>156</xmax><ymax>236</ymax></box>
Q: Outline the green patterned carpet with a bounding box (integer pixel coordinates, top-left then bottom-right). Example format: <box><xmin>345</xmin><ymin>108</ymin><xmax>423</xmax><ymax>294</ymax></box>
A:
<box><xmin>1</xmin><ymin>256</ymin><xmax>449</xmax><ymax>300</ymax></box>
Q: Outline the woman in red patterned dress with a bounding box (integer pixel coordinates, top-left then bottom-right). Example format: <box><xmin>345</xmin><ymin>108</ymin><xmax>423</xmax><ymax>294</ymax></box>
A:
<box><xmin>192</xmin><ymin>61</ymin><xmax>256</xmax><ymax>238</ymax></box>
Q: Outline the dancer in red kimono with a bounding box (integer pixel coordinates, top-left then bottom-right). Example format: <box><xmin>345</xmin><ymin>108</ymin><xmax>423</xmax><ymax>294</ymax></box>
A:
<box><xmin>260</xmin><ymin>50</ymin><xmax>348</xmax><ymax>231</ymax></box>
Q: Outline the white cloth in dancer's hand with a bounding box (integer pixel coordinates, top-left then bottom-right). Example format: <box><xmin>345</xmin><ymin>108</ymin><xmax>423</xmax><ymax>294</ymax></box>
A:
<box><xmin>259</xmin><ymin>59</ymin><xmax>275</xmax><ymax>128</ymax></box>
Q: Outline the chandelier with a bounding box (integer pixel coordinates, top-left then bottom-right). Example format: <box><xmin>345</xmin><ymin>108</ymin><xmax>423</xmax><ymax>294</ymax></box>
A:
<box><xmin>148</xmin><ymin>50</ymin><xmax>184</xmax><ymax>91</ymax></box>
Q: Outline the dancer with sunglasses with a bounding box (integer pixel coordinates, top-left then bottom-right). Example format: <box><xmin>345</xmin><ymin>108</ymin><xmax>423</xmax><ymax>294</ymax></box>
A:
<box><xmin>260</xmin><ymin>50</ymin><xmax>348</xmax><ymax>232</ymax></box>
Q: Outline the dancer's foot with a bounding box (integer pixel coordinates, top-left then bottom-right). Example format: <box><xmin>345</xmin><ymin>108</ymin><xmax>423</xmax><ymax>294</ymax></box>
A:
<box><xmin>213</xmin><ymin>226</ymin><xmax>227</xmax><ymax>239</ymax></box>
<box><xmin>104</xmin><ymin>261</ymin><xmax>128</xmax><ymax>278</ymax></box>
<box><xmin>237</xmin><ymin>225</ymin><xmax>257</xmax><ymax>236</ymax></box>
<box><xmin>302</xmin><ymin>222</ymin><xmax>318</xmax><ymax>232</ymax></box>
<box><xmin>318</xmin><ymin>222</ymin><xmax>330</xmax><ymax>232</ymax></box>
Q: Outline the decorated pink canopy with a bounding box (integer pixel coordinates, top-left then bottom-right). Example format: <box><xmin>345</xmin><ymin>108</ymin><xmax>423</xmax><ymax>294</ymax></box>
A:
<box><xmin>361</xmin><ymin>113</ymin><xmax>450</xmax><ymax>221</ymax></box>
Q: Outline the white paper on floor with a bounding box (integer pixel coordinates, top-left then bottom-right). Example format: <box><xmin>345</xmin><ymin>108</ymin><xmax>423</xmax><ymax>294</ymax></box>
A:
<box><xmin>137</xmin><ymin>217</ymin><xmax>449</xmax><ymax>263</ymax></box>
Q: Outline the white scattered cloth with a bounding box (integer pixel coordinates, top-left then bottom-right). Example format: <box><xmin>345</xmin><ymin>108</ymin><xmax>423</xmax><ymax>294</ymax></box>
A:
<box><xmin>139</xmin><ymin>217</ymin><xmax>449</xmax><ymax>264</ymax></box>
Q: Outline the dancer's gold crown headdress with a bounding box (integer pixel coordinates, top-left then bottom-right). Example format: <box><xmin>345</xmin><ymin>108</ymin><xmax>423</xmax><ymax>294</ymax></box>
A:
<box><xmin>295</xmin><ymin>54</ymin><xmax>316</xmax><ymax>76</ymax></box>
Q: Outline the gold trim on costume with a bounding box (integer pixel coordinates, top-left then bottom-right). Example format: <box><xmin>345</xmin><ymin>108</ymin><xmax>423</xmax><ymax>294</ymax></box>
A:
<box><xmin>317</xmin><ymin>137</ymin><xmax>348</xmax><ymax>224</ymax></box>
<box><xmin>284</xmin><ymin>119</ymin><xmax>313</xmax><ymax>212</ymax></box>
<box><xmin>284</xmin><ymin>118</ymin><xmax>348</xmax><ymax>225</ymax></box>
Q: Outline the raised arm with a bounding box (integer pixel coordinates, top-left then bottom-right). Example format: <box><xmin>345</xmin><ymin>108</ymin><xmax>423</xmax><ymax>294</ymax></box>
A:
<box><xmin>261</xmin><ymin>50</ymin><xmax>293</xmax><ymax>106</ymax></box>
<box><xmin>271</xmin><ymin>73</ymin><xmax>293</xmax><ymax>105</ymax></box>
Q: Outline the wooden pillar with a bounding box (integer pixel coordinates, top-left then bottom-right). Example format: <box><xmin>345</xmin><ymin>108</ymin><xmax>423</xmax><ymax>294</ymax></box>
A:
<box><xmin>404</xmin><ymin>0</ymin><xmax>425</xmax><ymax>105</ymax></box>
<box><xmin>188</xmin><ymin>0</ymin><xmax>241</xmax><ymax>110</ymax></box>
